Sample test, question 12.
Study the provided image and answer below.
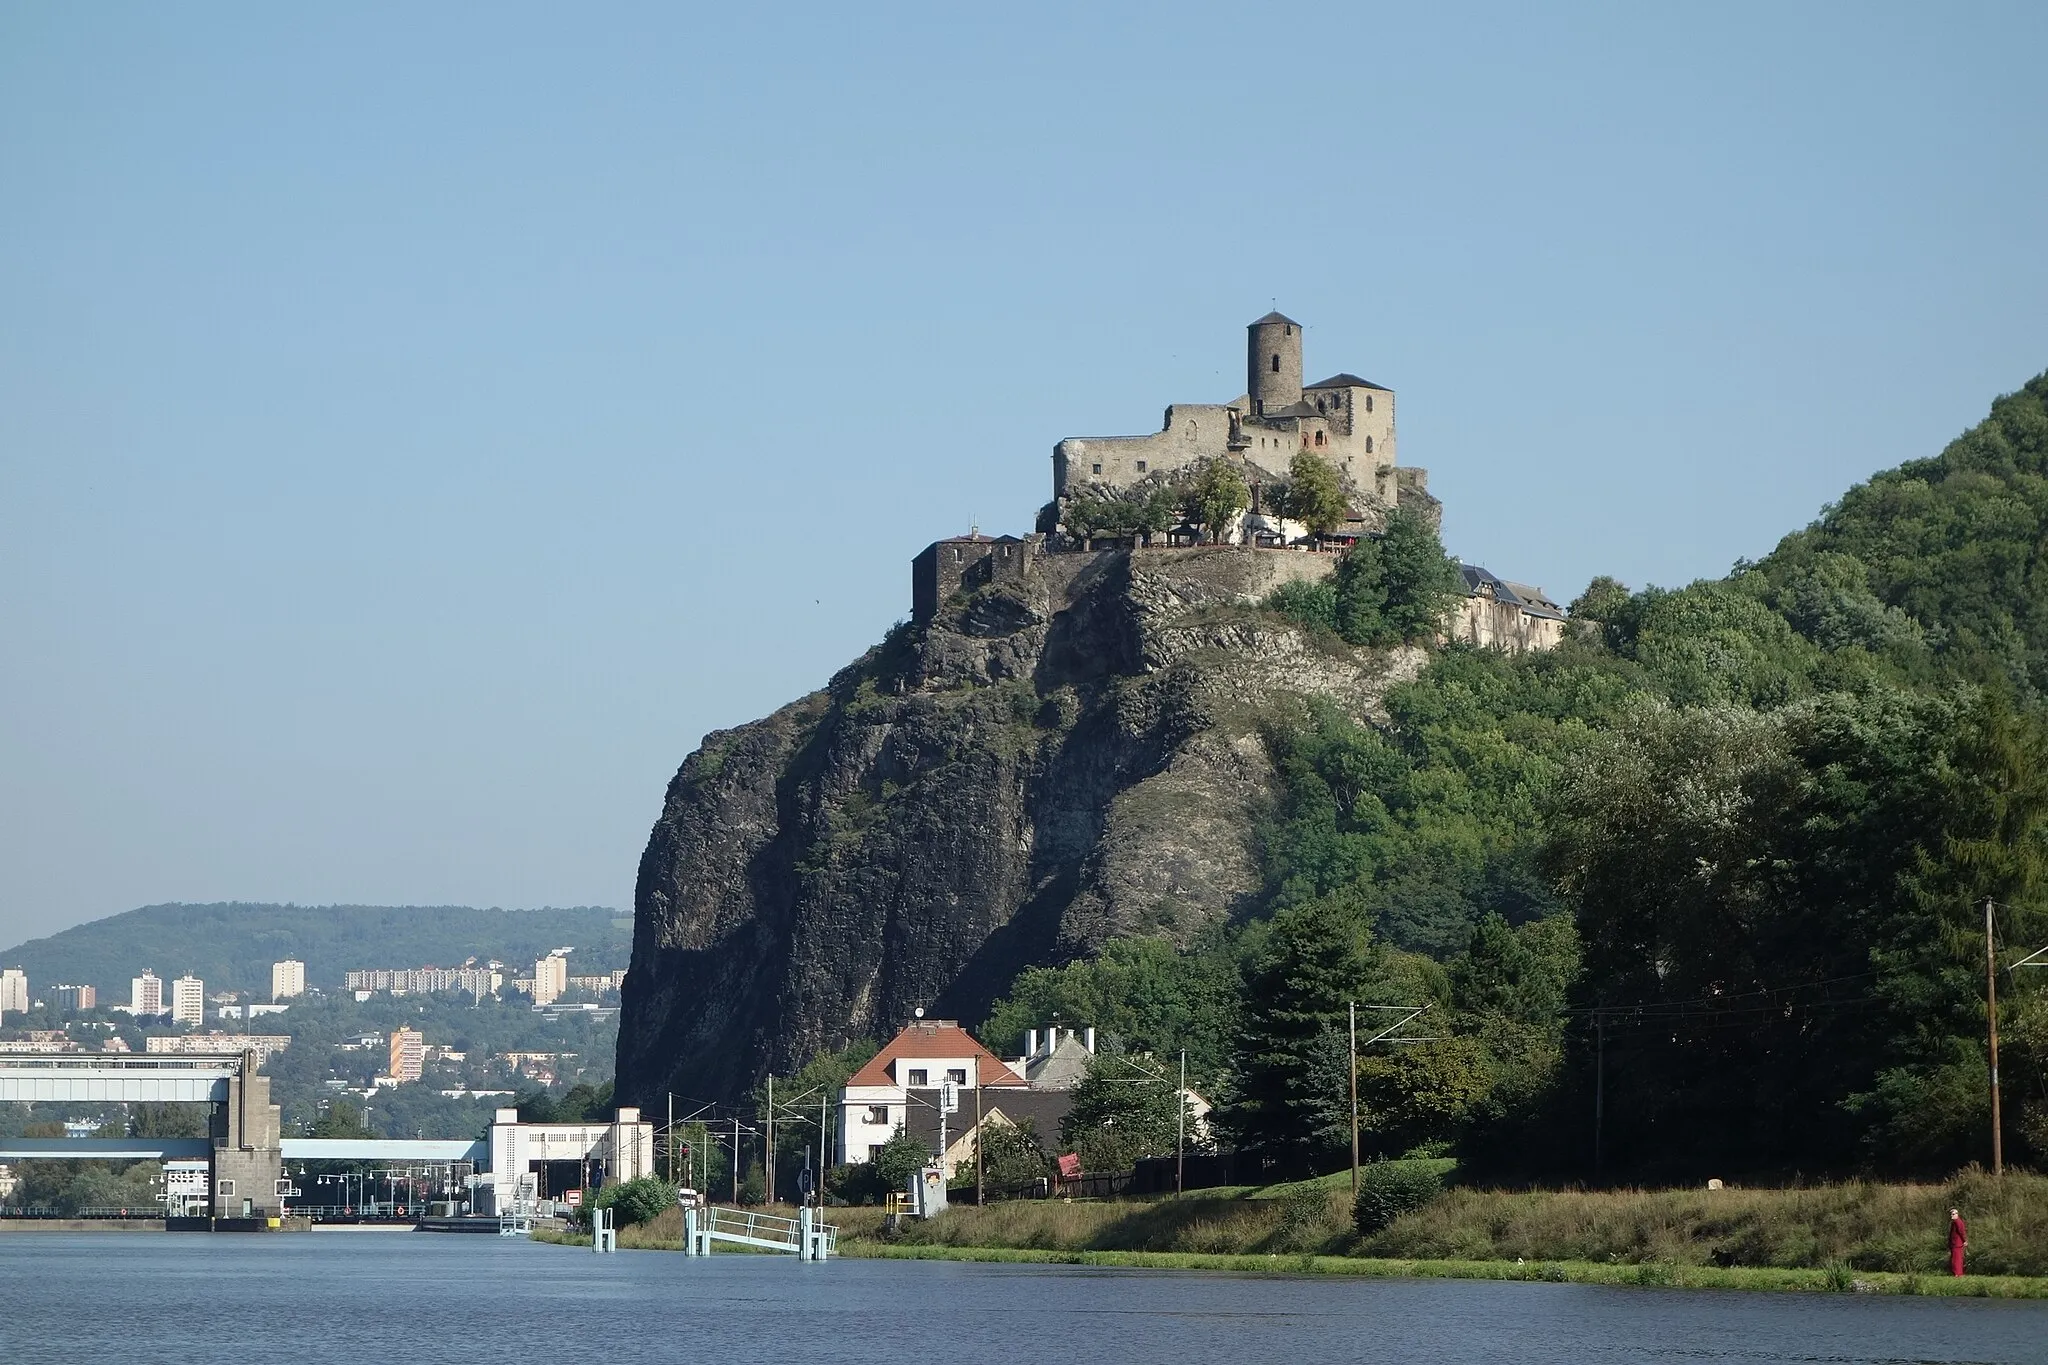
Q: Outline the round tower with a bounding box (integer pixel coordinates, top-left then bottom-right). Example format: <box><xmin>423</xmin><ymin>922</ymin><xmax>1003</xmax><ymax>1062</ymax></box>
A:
<box><xmin>1247</xmin><ymin>311</ymin><xmax>1303</xmax><ymax>416</ymax></box>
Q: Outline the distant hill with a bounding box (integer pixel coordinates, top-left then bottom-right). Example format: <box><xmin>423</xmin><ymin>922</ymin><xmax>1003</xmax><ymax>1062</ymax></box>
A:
<box><xmin>0</xmin><ymin>902</ymin><xmax>631</xmax><ymax>999</ymax></box>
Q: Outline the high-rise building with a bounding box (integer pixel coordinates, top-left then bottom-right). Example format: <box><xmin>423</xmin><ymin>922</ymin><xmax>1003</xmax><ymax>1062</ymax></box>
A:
<box><xmin>270</xmin><ymin>959</ymin><xmax>306</xmax><ymax>1002</ymax></box>
<box><xmin>387</xmin><ymin>1027</ymin><xmax>424</xmax><ymax>1083</ymax></box>
<box><xmin>131</xmin><ymin>971</ymin><xmax>164</xmax><ymax>1016</ymax></box>
<box><xmin>0</xmin><ymin>968</ymin><xmax>27</xmax><ymax>1017</ymax></box>
<box><xmin>532</xmin><ymin>953</ymin><xmax>568</xmax><ymax>1007</ymax></box>
<box><xmin>169</xmin><ymin>975</ymin><xmax>205</xmax><ymax>1028</ymax></box>
<box><xmin>52</xmin><ymin>984</ymin><xmax>96</xmax><ymax>1012</ymax></box>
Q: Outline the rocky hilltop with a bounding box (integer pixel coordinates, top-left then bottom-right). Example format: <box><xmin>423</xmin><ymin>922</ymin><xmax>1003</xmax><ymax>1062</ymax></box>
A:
<box><xmin>617</xmin><ymin>547</ymin><xmax>1417</xmax><ymax>1105</ymax></box>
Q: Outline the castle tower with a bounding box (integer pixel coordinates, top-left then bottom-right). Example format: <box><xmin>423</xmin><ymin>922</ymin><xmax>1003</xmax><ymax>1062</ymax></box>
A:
<box><xmin>1247</xmin><ymin>311</ymin><xmax>1303</xmax><ymax>416</ymax></box>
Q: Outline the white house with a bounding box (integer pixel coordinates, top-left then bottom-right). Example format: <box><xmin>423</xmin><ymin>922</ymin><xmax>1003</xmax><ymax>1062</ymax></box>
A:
<box><xmin>837</xmin><ymin>1018</ymin><xmax>1027</xmax><ymax>1165</ymax></box>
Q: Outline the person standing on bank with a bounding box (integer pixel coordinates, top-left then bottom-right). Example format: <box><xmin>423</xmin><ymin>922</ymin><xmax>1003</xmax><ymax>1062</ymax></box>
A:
<box><xmin>1948</xmin><ymin>1206</ymin><xmax>1968</xmax><ymax>1277</ymax></box>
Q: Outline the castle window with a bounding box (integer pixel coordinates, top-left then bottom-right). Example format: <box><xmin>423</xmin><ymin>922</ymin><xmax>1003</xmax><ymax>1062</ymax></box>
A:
<box><xmin>1270</xmin><ymin>354</ymin><xmax>1280</xmax><ymax>373</ymax></box>
<box><xmin>1136</xmin><ymin>460</ymin><xmax>1147</xmax><ymax>472</ymax></box>
<box><xmin>1092</xmin><ymin>463</ymin><xmax>1102</xmax><ymax>474</ymax></box>
<box><xmin>1366</xmin><ymin>437</ymin><xmax>1374</xmax><ymax>454</ymax></box>
<box><xmin>1365</xmin><ymin>395</ymin><xmax>1373</xmax><ymax>413</ymax></box>
<box><xmin>1316</xmin><ymin>397</ymin><xmax>1325</xmax><ymax>413</ymax></box>
<box><xmin>1314</xmin><ymin>431</ymin><xmax>1325</xmax><ymax>447</ymax></box>
<box><xmin>951</xmin><ymin>548</ymin><xmax>961</xmax><ymax>562</ymax></box>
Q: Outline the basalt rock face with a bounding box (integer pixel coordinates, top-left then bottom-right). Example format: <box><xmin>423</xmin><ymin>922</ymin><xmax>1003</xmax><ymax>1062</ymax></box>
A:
<box><xmin>617</xmin><ymin>547</ymin><xmax>1420</xmax><ymax>1106</ymax></box>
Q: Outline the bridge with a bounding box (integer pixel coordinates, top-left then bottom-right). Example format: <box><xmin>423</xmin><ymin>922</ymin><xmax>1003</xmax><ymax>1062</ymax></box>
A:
<box><xmin>0</xmin><ymin>1052</ymin><xmax>286</xmax><ymax>1223</ymax></box>
<box><xmin>1</xmin><ymin>1055</ymin><xmax>657</xmax><ymax>1228</ymax></box>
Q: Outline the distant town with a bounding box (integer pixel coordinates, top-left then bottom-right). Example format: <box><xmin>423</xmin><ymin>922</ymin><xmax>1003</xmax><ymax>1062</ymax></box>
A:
<box><xmin>0</xmin><ymin>949</ymin><xmax>622</xmax><ymax>1151</ymax></box>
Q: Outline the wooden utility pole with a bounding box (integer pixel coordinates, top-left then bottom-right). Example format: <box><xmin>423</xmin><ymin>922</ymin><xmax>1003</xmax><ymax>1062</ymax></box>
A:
<box><xmin>1594</xmin><ymin>1012</ymin><xmax>1606</xmax><ymax>1181</ymax></box>
<box><xmin>1987</xmin><ymin>898</ymin><xmax>2003</xmax><ymax>1177</ymax></box>
<box><xmin>1348</xmin><ymin>1003</ymin><xmax>1360</xmax><ymax>1200</ymax></box>
<box><xmin>666</xmin><ymin>1094</ymin><xmax>674</xmax><ymax>1184</ymax></box>
<box><xmin>766</xmin><ymin>1075</ymin><xmax>776</xmax><ymax>1204</ymax></box>
<box><xmin>1177</xmin><ymin>1049</ymin><xmax>1188</xmax><ymax>1197</ymax></box>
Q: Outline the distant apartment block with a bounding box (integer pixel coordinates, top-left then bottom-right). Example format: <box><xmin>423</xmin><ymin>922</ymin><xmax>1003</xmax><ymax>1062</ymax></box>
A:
<box><xmin>131</xmin><ymin>971</ymin><xmax>164</xmax><ymax>1016</ymax></box>
<box><xmin>0</xmin><ymin>968</ymin><xmax>27</xmax><ymax>1016</ymax></box>
<box><xmin>169</xmin><ymin>975</ymin><xmax>205</xmax><ymax>1028</ymax></box>
<box><xmin>567</xmin><ymin>971</ymin><xmax>627</xmax><ymax>995</ymax></box>
<box><xmin>343</xmin><ymin>965</ymin><xmax>501</xmax><ymax>998</ymax></box>
<box><xmin>532</xmin><ymin>953</ymin><xmax>568</xmax><ymax>1007</ymax></box>
<box><xmin>270</xmin><ymin>959</ymin><xmax>306</xmax><ymax>1001</ymax></box>
<box><xmin>388</xmin><ymin>1027</ymin><xmax>425</xmax><ymax>1083</ymax></box>
<box><xmin>0</xmin><ymin>1030</ymin><xmax>78</xmax><ymax>1054</ymax></box>
<box><xmin>146</xmin><ymin>1033</ymin><xmax>290</xmax><ymax>1064</ymax></box>
<box><xmin>51</xmin><ymin>984</ymin><xmax>96</xmax><ymax>1012</ymax></box>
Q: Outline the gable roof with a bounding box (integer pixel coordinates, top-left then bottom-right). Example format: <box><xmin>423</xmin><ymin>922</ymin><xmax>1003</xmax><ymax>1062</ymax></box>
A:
<box><xmin>1305</xmin><ymin>373</ymin><xmax>1391</xmax><ymax>391</ymax></box>
<box><xmin>848</xmin><ymin>1019</ymin><xmax>1027</xmax><ymax>1088</ymax></box>
<box><xmin>1460</xmin><ymin>564</ymin><xmax>1568</xmax><ymax>620</ymax></box>
<box><xmin>1250</xmin><ymin>311</ymin><xmax>1301</xmax><ymax>327</ymax></box>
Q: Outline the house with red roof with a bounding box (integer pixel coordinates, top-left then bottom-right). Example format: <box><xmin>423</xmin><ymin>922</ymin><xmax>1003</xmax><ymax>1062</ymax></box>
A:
<box><xmin>837</xmin><ymin>1016</ymin><xmax>1026</xmax><ymax>1166</ymax></box>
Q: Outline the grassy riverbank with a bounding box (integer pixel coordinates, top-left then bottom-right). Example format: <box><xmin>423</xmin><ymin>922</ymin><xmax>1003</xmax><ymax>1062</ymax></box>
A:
<box><xmin>840</xmin><ymin>1242</ymin><xmax>2048</xmax><ymax>1297</ymax></box>
<box><xmin>529</xmin><ymin>1169</ymin><xmax>2048</xmax><ymax>1295</ymax></box>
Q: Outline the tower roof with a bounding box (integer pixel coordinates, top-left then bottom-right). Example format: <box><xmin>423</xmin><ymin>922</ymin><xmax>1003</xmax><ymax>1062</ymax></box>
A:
<box><xmin>1250</xmin><ymin>311</ymin><xmax>1301</xmax><ymax>328</ymax></box>
<box><xmin>1305</xmin><ymin>372</ymin><xmax>1391</xmax><ymax>391</ymax></box>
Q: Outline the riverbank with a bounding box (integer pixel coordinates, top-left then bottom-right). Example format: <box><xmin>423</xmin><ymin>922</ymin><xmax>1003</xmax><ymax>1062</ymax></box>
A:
<box><xmin>839</xmin><ymin>1241</ymin><xmax>2048</xmax><ymax>1298</ymax></box>
<box><xmin>525</xmin><ymin>1169</ymin><xmax>2048</xmax><ymax>1295</ymax></box>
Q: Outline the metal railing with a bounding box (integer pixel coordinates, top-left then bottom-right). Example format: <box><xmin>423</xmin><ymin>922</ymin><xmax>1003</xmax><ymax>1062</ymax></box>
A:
<box><xmin>702</xmin><ymin>1205</ymin><xmax>838</xmax><ymax>1255</ymax></box>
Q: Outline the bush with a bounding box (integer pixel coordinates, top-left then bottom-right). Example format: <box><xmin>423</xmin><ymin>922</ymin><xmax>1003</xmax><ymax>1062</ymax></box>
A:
<box><xmin>590</xmin><ymin>1176</ymin><xmax>679</xmax><ymax>1228</ymax></box>
<box><xmin>1353</xmin><ymin>1160</ymin><xmax>1445</xmax><ymax>1236</ymax></box>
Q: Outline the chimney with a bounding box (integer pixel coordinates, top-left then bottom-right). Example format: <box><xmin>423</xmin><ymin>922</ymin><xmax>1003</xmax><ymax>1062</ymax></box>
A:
<box><xmin>1046</xmin><ymin>1026</ymin><xmax>1059</xmax><ymax>1054</ymax></box>
<box><xmin>1025</xmin><ymin>1029</ymin><xmax>1038</xmax><ymax>1059</ymax></box>
<box><xmin>1084</xmin><ymin>1027</ymin><xmax>1096</xmax><ymax>1053</ymax></box>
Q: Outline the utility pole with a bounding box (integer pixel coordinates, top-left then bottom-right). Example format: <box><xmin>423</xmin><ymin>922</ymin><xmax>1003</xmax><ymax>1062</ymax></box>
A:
<box><xmin>766</xmin><ymin>1074</ymin><xmax>776</xmax><ymax>1205</ymax></box>
<box><xmin>1986</xmin><ymin>898</ymin><xmax>2003</xmax><ymax>1178</ymax></box>
<box><xmin>1349</xmin><ymin>1003</ymin><xmax>1361</xmax><ymax>1200</ymax></box>
<box><xmin>819</xmin><ymin>1087</ymin><xmax>829</xmax><ymax>1204</ymax></box>
<box><xmin>1177</xmin><ymin>1049</ymin><xmax>1187</xmax><ymax>1196</ymax></box>
<box><xmin>732</xmin><ymin>1116</ymin><xmax>740</xmax><ymax>1203</ymax></box>
<box><xmin>666</xmin><ymin>1094</ymin><xmax>674</xmax><ymax>1184</ymax></box>
<box><xmin>975</xmin><ymin>1082</ymin><xmax>985</xmax><ymax>1207</ymax></box>
<box><xmin>1594</xmin><ymin>1012</ymin><xmax>1606</xmax><ymax>1181</ymax></box>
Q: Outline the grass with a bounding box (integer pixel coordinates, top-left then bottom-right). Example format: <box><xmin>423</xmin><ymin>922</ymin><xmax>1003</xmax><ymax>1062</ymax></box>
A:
<box><xmin>525</xmin><ymin>1169</ymin><xmax>2048</xmax><ymax>1296</ymax></box>
<box><xmin>837</xmin><ymin>1243</ymin><xmax>2048</xmax><ymax>1297</ymax></box>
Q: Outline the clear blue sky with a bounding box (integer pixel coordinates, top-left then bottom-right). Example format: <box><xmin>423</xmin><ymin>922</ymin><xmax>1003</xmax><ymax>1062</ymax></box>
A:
<box><xmin>3</xmin><ymin>3</ymin><xmax>2044</xmax><ymax>947</ymax></box>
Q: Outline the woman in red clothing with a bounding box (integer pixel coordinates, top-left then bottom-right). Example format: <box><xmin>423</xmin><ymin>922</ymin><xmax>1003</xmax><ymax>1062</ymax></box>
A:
<box><xmin>1948</xmin><ymin>1206</ymin><xmax>1968</xmax><ymax>1277</ymax></box>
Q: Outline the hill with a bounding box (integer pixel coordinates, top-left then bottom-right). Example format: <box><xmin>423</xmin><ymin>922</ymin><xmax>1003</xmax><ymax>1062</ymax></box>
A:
<box><xmin>617</xmin><ymin>367</ymin><xmax>2048</xmax><ymax>1185</ymax></box>
<box><xmin>0</xmin><ymin>902</ymin><xmax>630</xmax><ymax>999</ymax></box>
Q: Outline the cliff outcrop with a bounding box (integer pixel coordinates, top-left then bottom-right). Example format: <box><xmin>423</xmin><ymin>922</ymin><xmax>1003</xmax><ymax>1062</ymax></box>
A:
<box><xmin>617</xmin><ymin>547</ymin><xmax>1419</xmax><ymax>1105</ymax></box>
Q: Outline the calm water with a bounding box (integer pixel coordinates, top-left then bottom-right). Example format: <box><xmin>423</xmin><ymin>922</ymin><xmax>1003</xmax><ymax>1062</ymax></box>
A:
<box><xmin>5</xmin><ymin>1232</ymin><xmax>2045</xmax><ymax>1364</ymax></box>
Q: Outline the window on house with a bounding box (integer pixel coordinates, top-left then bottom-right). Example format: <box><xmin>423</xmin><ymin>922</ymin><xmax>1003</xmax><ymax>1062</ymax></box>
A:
<box><xmin>1271</xmin><ymin>353</ymin><xmax>1281</xmax><ymax>373</ymax></box>
<box><xmin>1366</xmin><ymin>437</ymin><xmax>1374</xmax><ymax>454</ymax></box>
<box><xmin>865</xmin><ymin>1105</ymin><xmax>888</xmax><ymax>1125</ymax></box>
<box><xmin>1136</xmin><ymin>460</ymin><xmax>1147</xmax><ymax>472</ymax></box>
<box><xmin>907</xmin><ymin>1068</ymin><xmax>928</xmax><ymax>1087</ymax></box>
<box><xmin>1365</xmin><ymin>395</ymin><xmax>1373</xmax><ymax>413</ymax></box>
<box><xmin>869</xmin><ymin>1144</ymin><xmax>885</xmax><ymax>1161</ymax></box>
<box><xmin>1092</xmin><ymin>463</ymin><xmax>1102</xmax><ymax>474</ymax></box>
<box><xmin>1316</xmin><ymin>397</ymin><xmax>1325</xmax><ymax>413</ymax></box>
<box><xmin>946</xmin><ymin>1068</ymin><xmax>967</xmax><ymax>1085</ymax></box>
<box><xmin>1314</xmin><ymin>431</ymin><xmax>1325</xmax><ymax>446</ymax></box>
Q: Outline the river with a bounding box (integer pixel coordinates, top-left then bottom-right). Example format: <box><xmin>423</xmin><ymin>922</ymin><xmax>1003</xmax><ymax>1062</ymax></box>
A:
<box><xmin>5</xmin><ymin>1232</ymin><xmax>2043</xmax><ymax>1363</ymax></box>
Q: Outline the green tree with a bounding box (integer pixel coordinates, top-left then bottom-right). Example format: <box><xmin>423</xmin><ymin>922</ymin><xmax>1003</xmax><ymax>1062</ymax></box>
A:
<box><xmin>1059</xmin><ymin>1052</ymin><xmax>1185</xmax><ymax>1174</ymax></box>
<box><xmin>1286</xmin><ymin>452</ymin><xmax>1349</xmax><ymax>535</ymax></box>
<box><xmin>1376</xmin><ymin>505</ymin><xmax>1463</xmax><ymax>643</ymax></box>
<box><xmin>1189</xmin><ymin>461</ymin><xmax>1250</xmax><ymax>544</ymax></box>
<box><xmin>1226</xmin><ymin>893</ymin><xmax>1403</xmax><ymax>1172</ymax></box>
<box><xmin>975</xmin><ymin>1117</ymin><xmax>1050</xmax><ymax>1188</ymax></box>
<box><xmin>1333</xmin><ymin>538</ymin><xmax>1387</xmax><ymax>645</ymax></box>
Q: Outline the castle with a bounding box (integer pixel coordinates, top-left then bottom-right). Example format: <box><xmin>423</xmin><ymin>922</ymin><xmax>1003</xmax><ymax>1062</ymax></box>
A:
<box><xmin>912</xmin><ymin>311</ymin><xmax>1565</xmax><ymax>651</ymax></box>
<box><xmin>1051</xmin><ymin>311</ymin><xmax>1430</xmax><ymax>531</ymax></box>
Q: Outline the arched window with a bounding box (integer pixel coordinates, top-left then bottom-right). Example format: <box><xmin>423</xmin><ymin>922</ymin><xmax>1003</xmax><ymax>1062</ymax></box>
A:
<box><xmin>1365</xmin><ymin>395</ymin><xmax>1373</xmax><ymax>413</ymax></box>
<box><xmin>1271</xmin><ymin>354</ymin><xmax>1280</xmax><ymax>373</ymax></box>
<box><xmin>1365</xmin><ymin>437</ymin><xmax>1374</xmax><ymax>454</ymax></box>
<box><xmin>1316</xmin><ymin>397</ymin><xmax>1326</xmax><ymax>413</ymax></box>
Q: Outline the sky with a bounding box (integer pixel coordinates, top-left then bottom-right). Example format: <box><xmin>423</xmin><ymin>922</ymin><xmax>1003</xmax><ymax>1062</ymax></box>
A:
<box><xmin>3</xmin><ymin>3</ymin><xmax>2045</xmax><ymax>948</ymax></box>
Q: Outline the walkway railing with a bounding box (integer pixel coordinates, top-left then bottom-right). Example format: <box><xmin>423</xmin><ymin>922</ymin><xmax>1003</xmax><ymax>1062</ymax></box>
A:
<box><xmin>683</xmin><ymin>1203</ymin><xmax>837</xmax><ymax>1259</ymax></box>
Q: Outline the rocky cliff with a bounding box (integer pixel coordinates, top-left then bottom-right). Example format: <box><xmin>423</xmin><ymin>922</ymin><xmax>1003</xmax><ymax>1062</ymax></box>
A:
<box><xmin>616</xmin><ymin>547</ymin><xmax>1420</xmax><ymax>1105</ymax></box>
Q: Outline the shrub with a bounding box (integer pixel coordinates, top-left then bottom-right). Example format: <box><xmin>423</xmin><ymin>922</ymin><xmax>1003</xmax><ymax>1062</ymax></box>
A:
<box><xmin>590</xmin><ymin>1177</ymin><xmax>679</xmax><ymax>1228</ymax></box>
<box><xmin>1353</xmin><ymin>1160</ymin><xmax>1445</xmax><ymax>1236</ymax></box>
